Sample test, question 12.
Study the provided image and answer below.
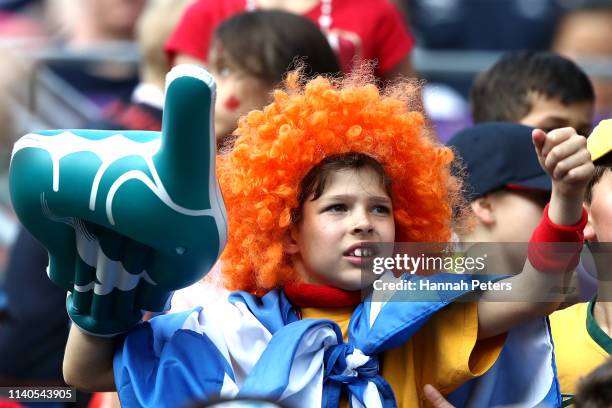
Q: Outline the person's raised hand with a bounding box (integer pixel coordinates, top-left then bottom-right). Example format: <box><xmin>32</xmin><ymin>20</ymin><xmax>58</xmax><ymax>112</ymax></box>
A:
<box><xmin>532</xmin><ymin>127</ymin><xmax>594</xmax><ymax>225</ymax></box>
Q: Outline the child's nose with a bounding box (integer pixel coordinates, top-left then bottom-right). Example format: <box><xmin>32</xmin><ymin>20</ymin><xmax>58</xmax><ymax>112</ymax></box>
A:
<box><xmin>351</xmin><ymin>211</ymin><xmax>374</xmax><ymax>235</ymax></box>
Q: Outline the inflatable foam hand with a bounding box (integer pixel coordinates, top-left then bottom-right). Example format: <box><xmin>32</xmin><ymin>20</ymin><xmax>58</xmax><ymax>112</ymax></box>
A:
<box><xmin>9</xmin><ymin>65</ymin><xmax>227</xmax><ymax>336</ymax></box>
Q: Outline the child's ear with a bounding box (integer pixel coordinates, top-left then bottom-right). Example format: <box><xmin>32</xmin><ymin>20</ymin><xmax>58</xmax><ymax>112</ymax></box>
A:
<box><xmin>470</xmin><ymin>196</ymin><xmax>495</xmax><ymax>225</ymax></box>
<box><xmin>283</xmin><ymin>225</ymin><xmax>300</xmax><ymax>255</ymax></box>
<box><xmin>583</xmin><ymin>208</ymin><xmax>598</xmax><ymax>242</ymax></box>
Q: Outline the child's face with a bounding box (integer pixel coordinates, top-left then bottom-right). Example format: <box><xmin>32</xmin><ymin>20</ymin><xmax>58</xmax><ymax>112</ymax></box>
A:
<box><xmin>586</xmin><ymin>171</ymin><xmax>612</xmax><ymax>242</ymax></box>
<box><xmin>288</xmin><ymin>167</ymin><xmax>395</xmax><ymax>291</ymax></box>
<box><xmin>484</xmin><ymin>190</ymin><xmax>547</xmax><ymax>242</ymax></box>
<box><xmin>519</xmin><ymin>93</ymin><xmax>593</xmax><ymax>137</ymax></box>
<box><xmin>208</xmin><ymin>44</ymin><xmax>271</xmax><ymax>145</ymax></box>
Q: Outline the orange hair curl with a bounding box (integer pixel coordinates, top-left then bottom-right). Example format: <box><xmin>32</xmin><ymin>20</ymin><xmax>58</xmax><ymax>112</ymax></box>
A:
<box><xmin>218</xmin><ymin>71</ymin><xmax>462</xmax><ymax>294</ymax></box>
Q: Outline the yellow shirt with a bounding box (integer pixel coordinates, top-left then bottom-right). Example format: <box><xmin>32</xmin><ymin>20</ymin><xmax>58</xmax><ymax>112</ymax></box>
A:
<box><xmin>301</xmin><ymin>302</ymin><xmax>505</xmax><ymax>408</ymax></box>
<box><xmin>550</xmin><ymin>300</ymin><xmax>612</xmax><ymax>399</ymax></box>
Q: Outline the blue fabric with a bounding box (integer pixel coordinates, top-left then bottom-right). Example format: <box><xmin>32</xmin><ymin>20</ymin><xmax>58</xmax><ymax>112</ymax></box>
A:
<box><xmin>229</xmin><ymin>289</ymin><xmax>299</xmax><ymax>333</ymax></box>
<box><xmin>448</xmin><ymin>317</ymin><xmax>560</xmax><ymax>407</ymax></box>
<box><xmin>238</xmin><ymin>318</ymin><xmax>342</xmax><ymax>400</ymax></box>
<box><xmin>114</xmin><ymin>273</ymin><xmax>560</xmax><ymax>407</ymax></box>
<box><xmin>234</xmin><ymin>273</ymin><xmax>484</xmax><ymax>407</ymax></box>
<box><xmin>544</xmin><ymin>318</ymin><xmax>563</xmax><ymax>408</ymax></box>
<box><xmin>114</xmin><ymin>312</ymin><xmax>234</xmax><ymax>408</ymax></box>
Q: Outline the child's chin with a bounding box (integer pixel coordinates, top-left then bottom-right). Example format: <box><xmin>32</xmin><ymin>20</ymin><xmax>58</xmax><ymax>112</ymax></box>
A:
<box><xmin>336</xmin><ymin>275</ymin><xmax>376</xmax><ymax>292</ymax></box>
<box><xmin>338</xmin><ymin>282</ymin><xmax>366</xmax><ymax>291</ymax></box>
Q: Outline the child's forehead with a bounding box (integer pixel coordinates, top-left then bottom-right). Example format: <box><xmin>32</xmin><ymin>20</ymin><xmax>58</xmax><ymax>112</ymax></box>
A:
<box><xmin>317</xmin><ymin>167</ymin><xmax>390</xmax><ymax>197</ymax></box>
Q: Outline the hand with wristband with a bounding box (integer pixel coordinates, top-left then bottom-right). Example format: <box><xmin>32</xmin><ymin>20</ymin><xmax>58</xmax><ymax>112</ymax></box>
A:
<box><xmin>9</xmin><ymin>65</ymin><xmax>227</xmax><ymax>337</ymax></box>
<box><xmin>529</xmin><ymin>127</ymin><xmax>593</xmax><ymax>274</ymax></box>
<box><xmin>477</xmin><ymin>126</ymin><xmax>593</xmax><ymax>339</ymax></box>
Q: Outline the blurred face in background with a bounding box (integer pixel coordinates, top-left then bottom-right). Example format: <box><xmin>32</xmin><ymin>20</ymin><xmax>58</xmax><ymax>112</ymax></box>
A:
<box><xmin>49</xmin><ymin>0</ymin><xmax>147</xmax><ymax>41</ymax></box>
<box><xmin>485</xmin><ymin>189</ymin><xmax>549</xmax><ymax>243</ymax></box>
<box><xmin>86</xmin><ymin>0</ymin><xmax>147</xmax><ymax>39</ymax></box>
<box><xmin>586</xmin><ymin>171</ymin><xmax>612</xmax><ymax>243</ymax></box>
<box><xmin>519</xmin><ymin>92</ymin><xmax>593</xmax><ymax>137</ymax></box>
<box><xmin>208</xmin><ymin>42</ymin><xmax>271</xmax><ymax>148</ymax></box>
<box><xmin>553</xmin><ymin>9</ymin><xmax>612</xmax><ymax>117</ymax></box>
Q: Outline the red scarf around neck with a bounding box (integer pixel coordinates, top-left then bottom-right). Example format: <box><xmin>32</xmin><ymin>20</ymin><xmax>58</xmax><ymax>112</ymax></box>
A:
<box><xmin>283</xmin><ymin>282</ymin><xmax>362</xmax><ymax>308</ymax></box>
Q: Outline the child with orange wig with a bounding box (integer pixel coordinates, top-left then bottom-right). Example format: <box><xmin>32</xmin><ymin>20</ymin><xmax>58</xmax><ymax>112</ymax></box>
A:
<box><xmin>218</xmin><ymin>72</ymin><xmax>458</xmax><ymax>294</ymax></box>
<box><xmin>64</xmin><ymin>69</ymin><xmax>593</xmax><ymax>407</ymax></box>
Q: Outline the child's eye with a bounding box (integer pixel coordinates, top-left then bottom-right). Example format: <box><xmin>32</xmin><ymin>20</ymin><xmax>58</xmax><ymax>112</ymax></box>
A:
<box><xmin>372</xmin><ymin>205</ymin><xmax>391</xmax><ymax>215</ymax></box>
<box><xmin>325</xmin><ymin>204</ymin><xmax>347</xmax><ymax>213</ymax></box>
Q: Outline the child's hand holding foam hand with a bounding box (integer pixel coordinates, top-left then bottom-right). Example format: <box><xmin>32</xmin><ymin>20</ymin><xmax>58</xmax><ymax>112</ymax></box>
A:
<box><xmin>532</xmin><ymin>127</ymin><xmax>594</xmax><ymax>225</ymax></box>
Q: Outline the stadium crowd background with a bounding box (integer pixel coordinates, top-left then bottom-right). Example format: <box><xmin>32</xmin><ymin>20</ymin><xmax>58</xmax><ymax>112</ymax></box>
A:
<box><xmin>0</xmin><ymin>0</ymin><xmax>612</xmax><ymax>407</ymax></box>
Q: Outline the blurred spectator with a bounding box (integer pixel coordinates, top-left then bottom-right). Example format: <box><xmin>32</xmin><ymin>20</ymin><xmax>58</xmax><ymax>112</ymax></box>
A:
<box><xmin>0</xmin><ymin>2</ymin><xmax>188</xmax><ymax>402</ymax></box>
<box><xmin>39</xmin><ymin>0</ymin><xmax>147</xmax><ymax>115</ymax></box>
<box><xmin>0</xmin><ymin>52</ymin><xmax>37</xmax><ymax>278</ymax></box>
<box><xmin>0</xmin><ymin>61</ymin><xmax>84</xmax><ymax>394</ymax></box>
<box><xmin>166</xmin><ymin>0</ymin><xmax>415</xmax><ymax>81</ymax></box>
<box><xmin>471</xmin><ymin>51</ymin><xmax>594</xmax><ymax>135</ymax></box>
<box><xmin>469</xmin><ymin>50</ymin><xmax>597</xmax><ymax>304</ymax></box>
<box><xmin>170</xmin><ymin>10</ymin><xmax>341</xmax><ymax>312</ymax></box>
<box><xmin>407</xmin><ymin>0</ymin><xmax>564</xmax><ymax>51</ymax></box>
<box><xmin>45</xmin><ymin>0</ymin><xmax>146</xmax><ymax>47</ymax></box>
<box><xmin>0</xmin><ymin>0</ymin><xmax>44</xmax><ymax>38</ymax></box>
<box><xmin>574</xmin><ymin>358</ymin><xmax>612</xmax><ymax>408</ymax></box>
<box><xmin>208</xmin><ymin>10</ymin><xmax>341</xmax><ymax>147</ymax></box>
<box><xmin>0</xmin><ymin>0</ymin><xmax>40</xmax><ymax>13</ymax></box>
<box><xmin>552</xmin><ymin>2</ymin><xmax>612</xmax><ymax>121</ymax></box>
<box><xmin>93</xmin><ymin>0</ymin><xmax>193</xmax><ymax>132</ymax></box>
<box><xmin>404</xmin><ymin>0</ymin><xmax>570</xmax><ymax>141</ymax></box>
<box><xmin>430</xmin><ymin>49</ymin><xmax>595</xmax><ymax>143</ymax></box>
<box><xmin>0</xmin><ymin>229</ymin><xmax>68</xmax><ymax>387</ymax></box>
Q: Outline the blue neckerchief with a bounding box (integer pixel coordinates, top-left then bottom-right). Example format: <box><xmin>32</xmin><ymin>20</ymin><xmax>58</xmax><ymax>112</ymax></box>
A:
<box><xmin>233</xmin><ymin>273</ymin><xmax>484</xmax><ymax>407</ymax></box>
<box><xmin>114</xmin><ymin>273</ymin><xmax>560</xmax><ymax>407</ymax></box>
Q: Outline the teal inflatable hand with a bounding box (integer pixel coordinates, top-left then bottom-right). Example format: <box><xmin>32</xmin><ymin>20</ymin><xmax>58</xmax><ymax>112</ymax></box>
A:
<box><xmin>9</xmin><ymin>65</ymin><xmax>227</xmax><ymax>336</ymax></box>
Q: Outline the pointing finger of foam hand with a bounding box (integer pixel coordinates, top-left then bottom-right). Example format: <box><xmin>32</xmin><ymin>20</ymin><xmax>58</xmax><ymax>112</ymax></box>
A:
<box><xmin>153</xmin><ymin>65</ymin><xmax>217</xmax><ymax>210</ymax></box>
<box><xmin>540</xmin><ymin>127</ymin><xmax>576</xmax><ymax>158</ymax></box>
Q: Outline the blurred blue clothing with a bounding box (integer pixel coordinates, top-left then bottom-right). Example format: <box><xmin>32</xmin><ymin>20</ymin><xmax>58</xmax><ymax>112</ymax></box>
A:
<box><xmin>408</xmin><ymin>0</ymin><xmax>565</xmax><ymax>50</ymax></box>
<box><xmin>0</xmin><ymin>0</ymin><xmax>39</xmax><ymax>12</ymax></box>
<box><xmin>0</xmin><ymin>228</ymin><xmax>69</xmax><ymax>384</ymax></box>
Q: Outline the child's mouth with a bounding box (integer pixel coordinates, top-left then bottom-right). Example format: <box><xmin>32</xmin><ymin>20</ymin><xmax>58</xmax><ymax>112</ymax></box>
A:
<box><xmin>343</xmin><ymin>245</ymin><xmax>378</xmax><ymax>265</ymax></box>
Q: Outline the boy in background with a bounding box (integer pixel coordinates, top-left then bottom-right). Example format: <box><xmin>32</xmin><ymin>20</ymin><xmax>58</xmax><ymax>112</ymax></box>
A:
<box><xmin>471</xmin><ymin>50</ymin><xmax>594</xmax><ymax>136</ymax></box>
<box><xmin>552</xmin><ymin>3</ymin><xmax>612</xmax><ymax>121</ymax></box>
<box><xmin>447</xmin><ymin>122</ymin><xmax>551</xmax><ymax>268</ymax></box>
<box><xmin>468</xmin><ymin>50</ymin><xmax>597</xmax><ymax>301</ymax></box>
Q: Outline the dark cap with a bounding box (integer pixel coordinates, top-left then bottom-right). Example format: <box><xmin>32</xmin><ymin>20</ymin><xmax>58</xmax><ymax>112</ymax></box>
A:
<box><xmin>447</xmin><ymin>122</ymin><xmax>552</xmax><ymax>201</ymax></box>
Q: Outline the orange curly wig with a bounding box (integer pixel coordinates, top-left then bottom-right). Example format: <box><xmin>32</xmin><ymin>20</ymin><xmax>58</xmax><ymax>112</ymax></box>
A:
<box><xmin>218</xmin><ymin>71</ymin><xmax>462</xmax><ymax>294</ymax></box>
